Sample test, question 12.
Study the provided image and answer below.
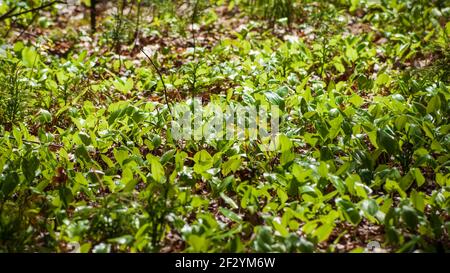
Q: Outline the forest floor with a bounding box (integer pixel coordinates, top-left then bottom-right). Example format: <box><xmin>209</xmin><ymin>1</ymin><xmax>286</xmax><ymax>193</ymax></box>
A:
<box><xmin>0</xmin><ymin>0</ymin><xmax>449</xmax><ymax>253</ymax></box>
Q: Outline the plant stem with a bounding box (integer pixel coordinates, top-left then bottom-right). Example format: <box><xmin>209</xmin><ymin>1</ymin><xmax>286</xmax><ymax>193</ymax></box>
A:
<box><xmin>190</xmin><ymin>0</ymin><xmax>200</xmax><ymax>99</ymax></box>
<box><xmin>133</xmin><ymin>0</ymin><xmax>142</xmax><ymax>45</ymax></box>
<box><xmin>140</xmin><ymin>48</ymin><xmax>172</xmax><ymax>114</ymax></box>
<box><xmin>90</xmin><ymin>0</ymin><xmax>97</xmax><ymax>33</ymax></box>
<box><xmin>0</xmin><ymin>0</ymin><xmax>65</xmax><ymax>21</ymax></box>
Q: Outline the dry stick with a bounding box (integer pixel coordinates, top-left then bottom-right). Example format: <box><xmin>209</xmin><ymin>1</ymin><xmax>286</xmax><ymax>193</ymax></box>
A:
<box><xmin>133</xmin><ymin>0</ymin><xmax>142</xmax><ymax>46</ymax></box>
<box><xmin>12</xmin><ymin>12</ymin><xmax>39</xmax><ymax>43</ymax></box>
<box><xmin>2</xmin><ymin>17</ymin><xmax>18</xmax><ymax>38</ymax></box>
<box><xmin>0</xmin><ymin>134</ymin><xmax>63</xmax><ymax>148</ymax></box>
<box><xmin>0</xmin><ymin>0</ymin><xmax>66</xmax><ymax>21</ymax></box>
<box><xmin>125</xmin><ymin>0</ymin><xmax>133</xmax><ymax>18</ymax></box>
<box><xmin>90</xmin><ymin>0</ymin><xmax>96</xmax><ymax>33</ymax></box>
<box><xmin>0</xmin><ymin>6</ymin><xmax>17</xmax><ymax>21</ymax></box>
<box><xmin>140</xmin><ymin>48</ymin><xmax>172</xmax><ymax>114</ymax></box>
<box><xmin>190</xmin><ymin>0</ymin><xmax>200</xmax><ymax>99</ymax></box>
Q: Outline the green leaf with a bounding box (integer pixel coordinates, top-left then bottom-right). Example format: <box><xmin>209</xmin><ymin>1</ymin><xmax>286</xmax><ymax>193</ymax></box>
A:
<box><xmin>100</xmin><ymin>155</ymin><xmax>115</xmax><ymax>168</ymax></box>
<box><xmin>108</xmin><ymin>235</ymin><xmax>134</xmax><ymax>245</ymax></box>
<box><xmin>222</xmin><ymin>155</ymin><xmax>242</xmax><ymax>176</ymax></box>
<box><xmin>22</xmin><ymin>155</ymin><xmax>39</xmax><ymax>182</ymax></box>
<box><xmin>276</xmin><ymin>86</ymin><xmax>289</xmax><ymax>97</ymax></box>
<box><xmin>220</xmin><ymin>192</ymin><xmax>238</xmax><ymax>209</ymax></box>
<box><xmin>219</xmin><ymin>207</ymin><xmax>242</xmax><ymax>223</ymax></box>
<box><xmin>272</xmin><ymin>218</ymin><xmax>289</xmax><ymax>237</ymax></box>
<box><xmin>187</xmin><ymin>235</ymin><xmax>209</xmax><ymax>252</ymax></box>
<box><xmin>376</xmin><ymin>73</ymin><xmax>391</xmax><ymax>86</ymax></box>
<box><xmin>75</xmin><ymin>172</ymin><xmax>88</xmax><ymax>186</ymax></box>
<box><xmin>299</xmin><ymin>186</ymin><xmax>316</xmax><ymax>197</ymax></box>
<box><xmin>333</xmin><ymin>60</ymin><xmax>345</xmax><ymax>73</ymax></box>
<box><xmin>193</xmin><ymin>150</ymin><xmax>213</xmax><ymax>174</ymax></box>
<box><xmin>350</xmin><ymin>0</ymin><xmax>360</xmax><ymax>12</ymax></box>
<box><xmin>12</xmin><ymin>127</ymin><xmax>23</xmax><ymax>148</ymax></box>
<box><xmin>114</xmin><ymin>149</ymin><xmax>128</xmax><ymax>166</ymax></box>
<box><xmin>113</xmin><ymin>77</ymin><xmax>134</xmax><ymax>94</ymax></box>
<box><xmin>59</xmin><ymin>186</ymin><xmax>73</xmax><ymax>207</ymax></box>
<box><xmin>336</xmin><ymin>198</ymin><xmax>361</xmax><ymax>225</ymax></box>
<box><xmin>264</xmin><ymin>91</ymin><xmax>285</xmax><ymax>109</ymax></box>
<box><xmin>148</xmin><ymin>155</ymin><xmax>165</xmax><ymax>182</ymax></box>
<box><xmin>160</xmin><ymin>149</ymin><xmax>176</xmax><ymax>165</ymax></box>
<box><xmin>1</xmin><ymin>172</ymin><xmax>20</xmax><ymax>199</ymax></box>
<box><xmin>175</xmin><ymin>151</ymin><xmax>188</xmax><ymax>171</ymax></box>
<box><xmin>426</xmin><ymin>95</ymin><xmax>441</xmax><ymax>114</ymax></box>
<box><xmin>361</xmin><ymin>199</ymin><xmax>378</xmax><ymax>216</ymax></box>
<box><xmin>410</xmin><ymin>190</ymin><xmax>425</xmax><ymax>212</ymax></box>
<box><xmin>314</xmin><ymin>223</ymin><xmax>334</xmax><ymax>242</ymax></box>
<box><xmin>345</xmin><ymin>174</ymin><xmax>360</xmax><ymax>196</ymax></box>
<box><xmin>401</xmin><ymin>205</ymin><xmax>419</xmax><ymax>230</ymax></box>
<box><xmin>277</xmin><ymin>188</ymin><xmax>288</xmax><ymax>204</ymax></box>
<box><xmin>380</xmin><ymin>198</ymin><xmax>393</xmax><ymax>214</ymax></box>
<box><xmin>411</xmin><ymin>168</ymin><xmax>425</xmax><ymax>187</ymax></box>
<box><xmin>318</xmin><ymin>161</ymin><xmax>328</xmax><ymax>178</ymax></box>
<box><xmin>22</xmin><ymin>47</ymin><xmax>39</xmax><ymax>67</ymax></box>
<box><xmin>280</xmin><ymin>150</ymin><xmax>295</xmax><ymax>166</ymax></box>
<box><xmin>37</xmin><ymin>109</ymin><xmax>52</xmax><ymax>124</ymax></box>
<box><xmin>78</xmin><ymin>132</ymin><xmax>91</xmax><ymax>146</ymax></box>
<box><xmin>292</xmin><ymin>164</ymin><xmax>311</xmax><ymax>182</ymax></box>
<box><xmin>384</xmin><ymin>179</ymin><xmax>406</xmax><ymax>198</ymax></box>
<box><xmin>376</xmin><ymin>128</ymin><xmax>399</xmax><ymax>154</ymax></box>
<box><xmin>345</xmin><ymin>46</ymin><xmax>358</xmax><ymax>61</ymax></box>
<box><xmin>354</xmin><ymin>182</ymin><xmax>371</xmax><ymax>199</ymax></box>
<box><xmin>75</xmin><ymin>145</ymin><xmax>92</xmax><ymax>162</ymax></box>
<box><xmin>349</xmin><ymin>94</ymin><xmax>364</xmax><ymax>107</ymax></box>
<box><xmin>122</xmin><ymin>169</ymin><xmax>138</xmax><ymax>191</ymax></box>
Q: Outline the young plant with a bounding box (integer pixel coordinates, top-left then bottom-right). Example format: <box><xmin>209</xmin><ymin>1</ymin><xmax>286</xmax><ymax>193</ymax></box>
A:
<box><xmin>0</xmin><ymin>59</ymin><xmax>28</xmax><ymax>129</ymax></box>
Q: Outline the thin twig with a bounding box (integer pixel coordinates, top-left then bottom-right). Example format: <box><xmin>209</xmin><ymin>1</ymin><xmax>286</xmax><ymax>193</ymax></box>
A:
<box><xmin>140</xmin><ymin>48</ymin><xmax>172</xmax><ymax>114</ymax></box>
<box><xmin>2</xmin><ymin>17</ymin><xmax>18</xmax><ymax>38</ymax></box>
<box><xmin>0</xmin><ymin>6</ymin><xmax>17</xmax><ymax>21</ymax></box>
<box><xmin>90</xmin><ymin>0</ymin><xmax>97</xmax><ymax>33</ymax></box>
<box><xmin>0</xmin><ymin>0</ymin><xmax>66</xmax><ymax>21</ymax></box>
<box><xmin>1</xmin><ymin>134</ymin><xmax>63</xmax><ymax>148</ymax></box>
<box><xmin>133</xmin><ymin>0</ymin><xmax>142</xmax><ymax>46</ymax></box>
<box><xmin>12</xmin><ymin>12</ymin><xmax>39</xmax><ymax>43</ymax></box>
<box><xmin>190</xmin><ymin>0</ymin><xmax>200</xmax><ymax>98</ymax></box>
